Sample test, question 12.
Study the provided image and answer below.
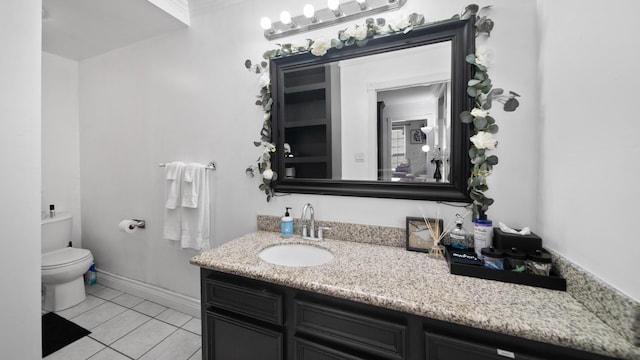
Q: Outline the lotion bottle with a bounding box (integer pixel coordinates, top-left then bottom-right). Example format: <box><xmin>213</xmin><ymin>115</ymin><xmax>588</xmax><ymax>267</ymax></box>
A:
<box><xmin>281</xmin><ymin>207</ymin><xmax>293</xmax><ymax>238</ymax></box>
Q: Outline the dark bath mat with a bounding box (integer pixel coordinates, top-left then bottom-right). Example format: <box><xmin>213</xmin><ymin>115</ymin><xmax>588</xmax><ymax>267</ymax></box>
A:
<box><xmin>42</xmin><ymin>312</ymin><xmax>91</xmax><ymax>357</ymax></box>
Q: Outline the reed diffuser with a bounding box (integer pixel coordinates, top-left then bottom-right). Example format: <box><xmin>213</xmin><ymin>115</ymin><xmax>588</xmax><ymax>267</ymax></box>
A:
<box><xmin>418</xmin><ymin>205</ymin><xmax>470</xmax><ymax>260</ymax></box>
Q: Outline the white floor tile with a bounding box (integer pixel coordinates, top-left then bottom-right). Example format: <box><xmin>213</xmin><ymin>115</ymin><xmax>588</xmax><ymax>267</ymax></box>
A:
<box><xmin>91</xmin><ymin>286</ymin><xmax>124</xmax><ymax>301</ymax></box>
<box><xmin>45</xmin><ymin>286</ymin><xmax>204</xmax><ymax>360</ymax></box>
<box><xmin>90</xmin><ymin>309</ymin><xmax>151</xmax><ymax>345</ymax></box>
<box><xmin>44</xmin><ymin>336</ymin><xmax>105</xmax><ymax>360</ymax></box>
<box><xmin>140</xmin><ymin>329</ymin><xmax>201</xmax><ymax>360</ymax></box>
<box><xmin>85</xmin><ymin>283</ymin><xmax>106</xmax><ymax>295</ymax></box>
<box><xmin>111</xmin><ymin>293</ymin><xmax>145</xmax><ymax>308</ymax></box>
<box><xmin>55</xmin><ymin>295</ymin><xmax>106</xmax><ymax>319</ymax></box>
<box><xmin>188</xmin><ymin>348</ymin><xmax>202</xmax><ymax>360</ymax></box>
<box><xmin>156</xmin><ymin>308</ymin><xmax>192</xmax><ymax>327</ymax></box>
<box><xmin>181</xmin><ymin>317</ymin><xmax>202</xmax><ymax>336</ymax></box>
<box><xmin>111</xmin><ymin>318</ymin><xmax>177</xmax><ymax>359</ymax></box>
<box><xmin>70</xmin><ymin>301</ymin><xmax>127</xmax><ymax>330</ymax></box>
<box><xmin>87</xmin><ymin>347</ymin><xmax>131</xmax><ymax>360</ymax></box>
<box><xmin>132</xmin><ymin>300</ymin><xmax>167</xmax><ymax>317</ymax></box>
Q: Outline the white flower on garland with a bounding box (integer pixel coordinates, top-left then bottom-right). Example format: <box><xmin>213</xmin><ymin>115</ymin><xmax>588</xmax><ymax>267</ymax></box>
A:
<box><xmin>388</xmin><ymin>14</ymin><xmax>411</xmax><ymax>32</ymax></box>
<box><xmin>475</xmin><ymin>47</ymin><xmax>494</xmax><ymax>68</ymax></box>
<box><xmin>344</xmin><ymin>25</ymin><xmax>368</xmax><ymax>41</ymax></box>
<box><xmin>470</xmin><ymin>131</ymin><xmax>497</xmax><ymax>150</ymax></box>
<box><xmin>263</xmin><ymin>142</ymin><xmax>276</xmax><ymax>153</ymax></box>
<box><xmin>470</xmin><ymin>107</ymin><xmax>489</xmax><ymax>118</ymax></box>
<box><xmin>259</xmin><ymin>71</ymin><xmax>270</xmax><ymax>88</ymax></box>
<box><xmin>262</xmin><ymin>169</ymin><xmax>274</xmax><ymax>180</ymax></box>
<box><xmin>311</xmin><ymin>37</ymin><xmax>331</xmax><ymax>56</ymax></box>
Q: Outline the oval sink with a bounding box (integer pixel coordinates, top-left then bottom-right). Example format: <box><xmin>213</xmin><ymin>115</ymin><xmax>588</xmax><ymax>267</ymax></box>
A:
<box><xmin>259</xmin><ymin>244</ymin><xmax>334</xmax><ymax>267</ymax></box>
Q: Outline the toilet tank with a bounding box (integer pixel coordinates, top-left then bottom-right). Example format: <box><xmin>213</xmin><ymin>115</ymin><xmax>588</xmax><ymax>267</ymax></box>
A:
<box><xmin>41</xmin><ymin>212</ymin><xmax>72</xmax><ymax>253</ymax></box>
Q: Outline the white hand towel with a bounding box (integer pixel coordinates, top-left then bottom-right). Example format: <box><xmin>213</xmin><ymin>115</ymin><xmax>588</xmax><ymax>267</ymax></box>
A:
<box><xmin>181</xmin><ymin>163</ymin><xmax>205</xmax><ymax>208</ymax></box>
<box><xmin>163</xmin><ymin>162</ymin><xmax>185</xmax><ymax>240</ymax></box>
<box><xmin>165</xmin><ymin>162</ymin><xmax>185</xmax><ymax>209</ymax></box>
<box><xmin>180</xmin><ymin>167</ymin><xmax>211</xmax><ymax>251</ymax></box>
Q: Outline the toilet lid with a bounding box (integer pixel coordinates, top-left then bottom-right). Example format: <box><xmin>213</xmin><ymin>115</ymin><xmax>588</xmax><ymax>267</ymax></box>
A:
<box><xmin>42</xmin><ymin>247</ymin><xmax>92</xmax><ymax>270</ymax></box>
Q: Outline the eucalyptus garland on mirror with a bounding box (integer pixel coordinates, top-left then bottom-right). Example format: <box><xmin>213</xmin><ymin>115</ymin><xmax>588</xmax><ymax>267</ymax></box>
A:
<box><xmin>457</xmin><ymin>4</ymin><xmax>521</xmax><ymax>219</ymax></box>
<box><xmin>244</xmin><ymin>4</ymin><xmax>520</xmax><ymax>207</ymax></box>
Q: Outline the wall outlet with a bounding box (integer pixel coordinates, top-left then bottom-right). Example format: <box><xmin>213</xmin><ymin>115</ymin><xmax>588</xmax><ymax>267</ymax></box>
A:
<box><xmin>354</xmin><ymin>152</ymin><xmax>365</xmax><ymax>162</ymax></box>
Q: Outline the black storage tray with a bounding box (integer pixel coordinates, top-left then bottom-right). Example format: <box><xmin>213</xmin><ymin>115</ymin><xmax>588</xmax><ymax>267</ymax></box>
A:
<box><xmin>444</xmin><ymin>246</ymin><xmax>567</xmax><ymax>291</ymax></box>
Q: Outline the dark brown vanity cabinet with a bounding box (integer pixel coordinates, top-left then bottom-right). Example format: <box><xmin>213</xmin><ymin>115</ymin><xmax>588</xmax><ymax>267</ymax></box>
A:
<box><xmin>425</xmin><ymin>332</ymin><xmax>544</xmax><ymax>360</ymax></box>
<box><xmin>294</xmin><ymin>299</ymin><xmax>407</xmax><ymax>360</ymax></box>
<box><xmin>200</xmin><ymin>269</ymin><xmax>620</xmax><ymax>360</ymax></box>
<box><xmin>202</xmin><ymin>274</ymin><xmax>284</xmax><ymax>360</ymax></box>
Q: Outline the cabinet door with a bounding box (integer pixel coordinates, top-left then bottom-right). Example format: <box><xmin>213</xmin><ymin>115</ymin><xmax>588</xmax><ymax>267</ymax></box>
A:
<box><xmin>204</xmin><ymin>277</ymin><xmax>283</xmax><ymax>325</ymax></box>
<box><xmin>295</xmin><ymin>299</ymin><xmax>406</xmax><ymax>359</ymax></box>
<box><xmin>294</xmin><ymin>338</ymin><xmax>369</xmax><ymax>360</ymax></box>
<box><xmin>207</xmin><ymin>311</ymin><xmax>283</xmax><ymax>360</ymax></box>
<box><xmin>425</xmin><ymin>332</ymin><xmax>544</xmax><ymax>360</ymax></box>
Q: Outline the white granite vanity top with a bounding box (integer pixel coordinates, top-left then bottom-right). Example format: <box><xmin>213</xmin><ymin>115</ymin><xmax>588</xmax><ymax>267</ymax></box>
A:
<box><xmin>191</xmin><ymin>231</ymin><xmax>640</xmax><ymax>360</ymax></box>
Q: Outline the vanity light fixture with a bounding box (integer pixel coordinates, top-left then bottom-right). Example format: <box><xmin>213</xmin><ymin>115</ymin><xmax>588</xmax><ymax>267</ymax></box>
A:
<box><xmin>303</xmin><ymin>4</ymin><xmax>318</xmax><ymax>23</ymax></box>
<box><xmin>260</xmin><ymin>0</ymin><xmax>407</xmax><ymax>40</ymax></box>
<box><xmin>328</xmin><ymin>0</ymin><xmax>343</xmax><ymax>17</ymax></box>
<box><xmin>260</xmin><ymin>16</ymin><xmax>275</xmax><ymax>34</ymax></box>
<box><xmin>280</xmin><ymin>11</ymin><xmax>296</xmax><ymax>28</ymax></box>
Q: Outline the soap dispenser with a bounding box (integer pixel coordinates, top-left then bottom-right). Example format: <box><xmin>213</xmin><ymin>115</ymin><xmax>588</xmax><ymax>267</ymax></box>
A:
<box><xmin>448</xmin><ymin>214</ymin><xmax>469</xmax><ymax>250</ymax></box>
<box><xmin>281</xmin><ymin>207</ymin><xmax>293</xmax><ymax>238</ymax></box>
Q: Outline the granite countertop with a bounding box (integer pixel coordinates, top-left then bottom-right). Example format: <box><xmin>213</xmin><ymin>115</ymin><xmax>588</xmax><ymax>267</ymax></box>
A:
<box><xmin>191</xmin><ymin>231</ymin><xmax>640</xmax><ymax>360</ymax></box>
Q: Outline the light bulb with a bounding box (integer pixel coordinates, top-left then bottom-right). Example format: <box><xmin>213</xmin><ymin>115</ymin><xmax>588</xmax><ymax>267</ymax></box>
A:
<box><xmin>280</xmin><ymin>11</ymin><xmax>292</xmax><ymax>25</ymax></box>
<box><xmin>260</xmin><ymin>17</ymin><xmax>272</xmax><ymax>30</ymax></box>
<box><xmin>303</xmin><ymin>4</ymin><xmax>315</xmax><ymax>19</ymax></box>
<box><xmin>422</xmin><ymin>145</ymin><xmax>431</xmax><ymax>152</ymax></box>
<box><xmin>328</xmin><ymin>0</ymin><xmax>340</xmax><ymax>11</ymax></box>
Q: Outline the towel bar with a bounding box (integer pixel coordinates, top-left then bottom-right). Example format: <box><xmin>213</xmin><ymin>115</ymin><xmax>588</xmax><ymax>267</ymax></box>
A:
<box><xmin>158</xmin><ymin>161</ymin><xmax>216</xmax><ymax>170</ymax></box>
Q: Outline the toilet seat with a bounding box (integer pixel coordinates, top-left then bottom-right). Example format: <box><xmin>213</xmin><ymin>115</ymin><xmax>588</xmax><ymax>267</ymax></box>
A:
<box><xmin>42</xmin><ymin>247</ymin><xmax>92</xmax><ymax>270</ymax></box>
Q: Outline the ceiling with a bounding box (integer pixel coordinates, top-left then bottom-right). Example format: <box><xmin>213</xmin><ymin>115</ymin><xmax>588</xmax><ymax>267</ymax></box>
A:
<box><xmin>42</xmin><ymin>0</ymin><xmax>195</xmax><ymax>60</ymax></box>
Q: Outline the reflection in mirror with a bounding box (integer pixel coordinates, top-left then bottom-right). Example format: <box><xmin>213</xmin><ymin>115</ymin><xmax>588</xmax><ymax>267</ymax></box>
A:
<box><xmin>282</xmin><ymin>41</ymin><xmax>453</xmax><ymax>183</ymax></box>
<box><xmin>339</xmin><ymin>41</ymin><xmax>451</xmax><ymax>183</ymax></box>
<box><xmin>272</xmin><ymin>18</ymin><xmax>474</xmax><ymax>201</ymax></box>
<box><xmin>377</xmin><ymin>81</ymin><xmax>450</xmax><ymax>183</ymax></box>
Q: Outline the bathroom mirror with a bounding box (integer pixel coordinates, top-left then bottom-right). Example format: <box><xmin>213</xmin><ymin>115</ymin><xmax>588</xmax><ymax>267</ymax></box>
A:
<box><xmin>270</xmin><ymin>18</ymin><xmax>474</xmax><ymax>201</ymax></box>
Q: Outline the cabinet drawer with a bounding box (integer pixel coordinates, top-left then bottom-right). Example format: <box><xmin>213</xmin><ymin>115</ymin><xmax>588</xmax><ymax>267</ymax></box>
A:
<box><xmin>294</xmin><ymin>337</ymin><xmax>368</xmax><ymax>360</ymax></box>
<box><xmin>205</xmin><ymin>278</ymin><xmax>283</xmax><ymax>325</ymax></box>
<box><xmin>207</xmin><ymin>311</ymin><xmax>283</xmax><ymax>360</ymax></box>
<box><xmin>295</xmin><ymin>299</ymin><xmax>407</xmax><ymax>360</ymax></box>
<box><xmin>425</xmin><ymin>332</ymin><xmax>545</xmax><ymax>360</ymax></box>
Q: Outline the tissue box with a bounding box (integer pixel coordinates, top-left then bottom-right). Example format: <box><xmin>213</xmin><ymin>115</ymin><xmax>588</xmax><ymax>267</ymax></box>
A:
<box><xmin>493</xmin><ymin>228</ymin><xmax>542</xmax><ymax>251</ymax></box>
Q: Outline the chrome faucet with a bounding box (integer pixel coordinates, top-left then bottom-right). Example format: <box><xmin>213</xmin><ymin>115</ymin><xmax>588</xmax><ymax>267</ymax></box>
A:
<box><xmin>300</xmin><ymin>203</ymin><xmax>330</xmax><ymax>240</ymax></box>
<box><xmin>301</xmin><ymin>203</ymin><xmax>315</xmax><ymax>239</ymax></box>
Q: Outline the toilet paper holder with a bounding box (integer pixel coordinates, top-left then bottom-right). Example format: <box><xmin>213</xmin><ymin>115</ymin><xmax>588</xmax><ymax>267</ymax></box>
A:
<box><xmin>130</xmin><ymin>219</ymin><xmax>146</xmax><ymax>230</ymax></box>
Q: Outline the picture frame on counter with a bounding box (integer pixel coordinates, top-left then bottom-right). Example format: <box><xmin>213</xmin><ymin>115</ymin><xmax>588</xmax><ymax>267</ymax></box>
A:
<box><xmin>406</xmin><ymin>216</ymin><xmax>443</xmax><ymax>253</ymax></box>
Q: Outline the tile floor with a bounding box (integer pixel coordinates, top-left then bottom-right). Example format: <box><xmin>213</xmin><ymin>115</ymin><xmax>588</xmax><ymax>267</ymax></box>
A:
<box><xmin>44</xmin><ymin>283</ymin><xmax>202</xmax><ymax>360</ymax></box>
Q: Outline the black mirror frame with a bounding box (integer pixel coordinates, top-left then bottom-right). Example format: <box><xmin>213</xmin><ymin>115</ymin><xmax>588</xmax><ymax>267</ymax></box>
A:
<box><xmin>270</xmin><ymin>18</ymin><xmax>474</xmax><ymax>202</ymax></box>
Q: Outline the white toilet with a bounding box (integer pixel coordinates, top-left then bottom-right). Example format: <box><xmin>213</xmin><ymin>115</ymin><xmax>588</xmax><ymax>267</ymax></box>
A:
<box><xmin>41</xmin><ymin>212</ymin><xmax>94</xmax><ymax>311</ymax></box>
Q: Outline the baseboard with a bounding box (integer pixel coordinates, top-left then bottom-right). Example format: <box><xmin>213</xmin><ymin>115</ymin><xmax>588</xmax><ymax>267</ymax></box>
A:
<box><xmin>95</xmin><ymin>268</ymin><xmax>200</xmax><ymax>318</ymax></box>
